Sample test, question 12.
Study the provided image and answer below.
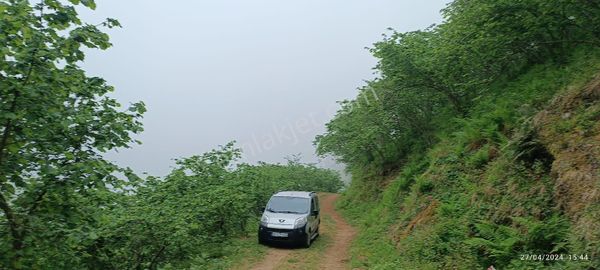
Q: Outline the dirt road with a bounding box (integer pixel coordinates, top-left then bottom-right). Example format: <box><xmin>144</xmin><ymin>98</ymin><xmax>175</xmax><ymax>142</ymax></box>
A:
<box><xmin>248</xmin><ymin>193</ymin><xmax>356</xmax><ymax>270</ymax></box>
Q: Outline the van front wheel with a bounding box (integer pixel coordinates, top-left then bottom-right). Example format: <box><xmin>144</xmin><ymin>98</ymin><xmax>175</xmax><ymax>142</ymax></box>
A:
<box><xmin>302</xmin><ymin>232</ymin><xmax>312</xmax><ymax>248</ymax></box>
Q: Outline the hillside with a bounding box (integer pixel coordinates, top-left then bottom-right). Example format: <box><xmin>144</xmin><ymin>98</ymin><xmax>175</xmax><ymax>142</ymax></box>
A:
<box><xmin>336</xmin><ymin>54</ymin><xmax>600</xmax><ymax>269</ymax></box>
<box><xmin>315</xmin><ymin>1</ymin><xmax>600</xmax><ymax>269</ymax></box>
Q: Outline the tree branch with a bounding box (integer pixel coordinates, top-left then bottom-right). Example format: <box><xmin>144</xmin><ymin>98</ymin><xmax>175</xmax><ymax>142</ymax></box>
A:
<box><xmin>148</xmin><ymin>244</ymin><xmax>167</xmax><ymax>270</ymax></box>
<box><xmin>0</xmin><ymin>192</ymin><xmax>23</xmax><ymax>253</ymax></box>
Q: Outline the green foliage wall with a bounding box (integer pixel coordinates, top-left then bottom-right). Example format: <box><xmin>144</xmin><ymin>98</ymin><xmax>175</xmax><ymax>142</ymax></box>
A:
<box><xmin>0</xmin><ymin>1</ymin><xmax>343</xmax><ymax>269</ymax></box>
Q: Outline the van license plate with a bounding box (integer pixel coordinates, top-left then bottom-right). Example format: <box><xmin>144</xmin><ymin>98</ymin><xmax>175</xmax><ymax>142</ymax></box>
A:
<box><xmin>271</xmin><ymin>232</ymin><xmax>288</xmax><ymax>237</ymax></box>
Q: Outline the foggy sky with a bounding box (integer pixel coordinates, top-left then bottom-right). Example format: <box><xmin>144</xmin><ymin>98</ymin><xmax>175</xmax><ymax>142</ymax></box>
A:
<box><xmin>79</xmin><ymin>0</ymin><xmax>450</xmax><ymax>176</ymax></box>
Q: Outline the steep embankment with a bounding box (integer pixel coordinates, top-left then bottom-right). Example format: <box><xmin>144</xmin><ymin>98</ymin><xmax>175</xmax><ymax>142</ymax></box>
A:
<box><xmin>337</xmin><ymin>54</ymin><xmax>600</xmax><ymax>270</ymax></box>
<box><xmin>533</xmin><ymin>76</ymin><xmax>600</xmax><ymax>256</ymax></box>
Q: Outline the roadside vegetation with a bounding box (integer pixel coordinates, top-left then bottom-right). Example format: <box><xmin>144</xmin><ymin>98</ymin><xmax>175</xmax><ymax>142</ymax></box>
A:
<box><xmin>87</xmin><ymin>143</ymin><xmax>342</xmax><ymax>270</ymax></box>
<box><xmin>316</xmin><ymin>0</ymin><xmax>600</xmax><ymax>269</ymax></box>
<box><xmin>0</xmin><ymin>1</ymin><xmax>342</xmax><ymax>269</ymax></box>
<box><xmin>4</xmin><ymin>0</ymin><xmax>600</xmax><ymax>269</ymax></box>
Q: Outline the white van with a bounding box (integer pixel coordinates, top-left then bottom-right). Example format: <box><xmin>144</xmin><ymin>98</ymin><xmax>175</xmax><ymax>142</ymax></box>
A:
<box><xmin>258</xmin><ymin>191</ymin><xmax>320</xmax><ymax>247</ymax></box>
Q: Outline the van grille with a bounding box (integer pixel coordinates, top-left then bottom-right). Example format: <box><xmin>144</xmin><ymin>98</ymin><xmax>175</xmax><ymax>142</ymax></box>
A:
<box><xmin>266</xmin><ymin>227</ymin><xmax>293</xmax><ymax>233</ymax></box>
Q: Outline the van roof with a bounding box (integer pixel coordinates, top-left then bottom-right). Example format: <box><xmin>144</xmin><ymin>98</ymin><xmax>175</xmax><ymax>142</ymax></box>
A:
<box><xmin>273</xmin><ymin>191</ymin><xmax>314</xmax><ymax>198</ymax></box>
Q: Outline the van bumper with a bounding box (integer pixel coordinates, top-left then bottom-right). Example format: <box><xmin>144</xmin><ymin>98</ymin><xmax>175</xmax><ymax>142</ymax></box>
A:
<box><xmin>258</xmin><ymin>224</ymin><xmax>307</xmax><ymax>244</ymax></box>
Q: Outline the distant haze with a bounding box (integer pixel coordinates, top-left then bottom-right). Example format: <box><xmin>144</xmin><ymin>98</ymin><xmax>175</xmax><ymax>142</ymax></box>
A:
<box><xmin>79</xmin><ymin>0</ymin><xmax>450</xmax><ymax>176</ymax></box>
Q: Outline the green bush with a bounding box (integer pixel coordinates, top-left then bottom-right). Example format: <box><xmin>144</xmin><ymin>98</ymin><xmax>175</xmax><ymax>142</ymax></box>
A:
<box><xmin>466</xmin><ymin>144</ymin><xmax>491</xmax><ymax>169</ymax></box>
<box><xmin>415</xmin><ymin>178</ymin><xmax>434</xmax><ymax>194</ymax></box>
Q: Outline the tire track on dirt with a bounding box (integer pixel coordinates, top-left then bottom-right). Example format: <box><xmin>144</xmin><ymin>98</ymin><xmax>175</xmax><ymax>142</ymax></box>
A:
<box><xmin>318</xmin><ymin>193</ymin><xmax>356</xmax><ymax>270</ymax></box>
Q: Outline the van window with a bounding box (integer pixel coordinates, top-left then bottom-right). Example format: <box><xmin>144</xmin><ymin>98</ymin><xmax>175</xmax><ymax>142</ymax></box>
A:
<box><xmin>266</xmin><ymin>196</ymin><xmax>309</xmax><ymax>214</ymax></box>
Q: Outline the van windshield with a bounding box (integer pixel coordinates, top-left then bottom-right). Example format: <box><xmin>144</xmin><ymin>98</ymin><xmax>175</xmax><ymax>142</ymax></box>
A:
<box><xmin>266</xmin><ymin>196</ymin><xmax>309</xmax><ymax>214</ymax></box>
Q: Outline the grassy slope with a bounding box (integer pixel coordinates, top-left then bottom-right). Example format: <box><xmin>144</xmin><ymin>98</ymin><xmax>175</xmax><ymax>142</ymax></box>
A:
<box><xmin>338</xmin><ymin>47</ymin><xmax>600</xmax><ymax>270</ymax></box>
<box><xmin>174</xmin><ymin>224</ymin><xmax>269</xmax><ymax>270</ymax></box>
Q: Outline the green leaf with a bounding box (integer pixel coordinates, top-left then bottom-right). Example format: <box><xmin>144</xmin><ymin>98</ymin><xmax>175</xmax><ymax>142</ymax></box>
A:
<box><xmin>7</xmin><ymin>144</ymin><xmax>19</xmax><ymax>153</ymax></box>
<box><xmin>81</xmin><ymin>0</ymin><xmax>96</xmax><ymax>10</ymax></box>
<box><xmin>3</xmin><ymin>112</ymin><xmax>17</xmax><ymax>120</ymax></box>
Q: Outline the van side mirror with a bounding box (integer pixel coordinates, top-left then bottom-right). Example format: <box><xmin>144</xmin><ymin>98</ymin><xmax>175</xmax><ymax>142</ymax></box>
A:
<box><xmin>260</xmin><ymin>207</ymin><xmax>265</xmax><ymax>212</ymax></box>
<box><xmin>312</xmin><ymin>210</ymin><xmax>319</xmax><ymax>216</ymax></box>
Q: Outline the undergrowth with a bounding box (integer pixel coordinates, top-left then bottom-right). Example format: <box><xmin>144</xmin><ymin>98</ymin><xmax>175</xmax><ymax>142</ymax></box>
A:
<box><xmin>338</xmin><ymin>47</ymin><xmax>600</xmax><ymax>269</ymax></box>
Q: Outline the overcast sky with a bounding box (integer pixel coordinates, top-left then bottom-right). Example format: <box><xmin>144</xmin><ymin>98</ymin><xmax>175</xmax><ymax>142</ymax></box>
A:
<box><xmin>79</xmin><ymin>0</ymin><xmax>450</xmax><ymax>176</ymax></box>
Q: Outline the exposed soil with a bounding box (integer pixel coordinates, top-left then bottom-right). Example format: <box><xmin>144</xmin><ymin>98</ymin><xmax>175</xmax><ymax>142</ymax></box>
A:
<box><xmin>391</xmin><ymin>199</ymin><xmax>439</xmax><ymax>245</ymax></box>
<box><xmin>246</xmin><ymin>193</ymin><xmax>356</xmax><ymax>270</ymax></box>
<box><xmin>318</xmin><ymin>193</ymin><xmax>357</xmax><ymax>270</ymax></box>
<box><xmin>250</xmin><ymin>247</ymin><xmax>293</xmax><ymax>270</ymax></box>
<box><xmin>533</xmin><ymin>74</ymin><xmax>600</xmax><ymax>258</ymax></box>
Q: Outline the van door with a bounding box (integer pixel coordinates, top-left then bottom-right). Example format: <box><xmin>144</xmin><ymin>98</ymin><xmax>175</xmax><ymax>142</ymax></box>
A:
<box><xmin>308</xmin><ymin>196</ymin><xmax>318</xmax><ymax>234</ymax></box>
<box><xmin>313</xmin><ymin>196</ymin><xmax>320</xmax><ymax>229</ymax></box>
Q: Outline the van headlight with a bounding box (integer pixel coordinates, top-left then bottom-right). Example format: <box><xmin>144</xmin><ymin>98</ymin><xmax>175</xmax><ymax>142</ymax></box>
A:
<box><xmin>260</xmin><ymin>216</ymin><xmax>269</xmax><ymax>226</ymax></box>
<box><xmin>294</xmin><ymin>217</ymin><xmax>307</xmax><ymax>229</ymax></box>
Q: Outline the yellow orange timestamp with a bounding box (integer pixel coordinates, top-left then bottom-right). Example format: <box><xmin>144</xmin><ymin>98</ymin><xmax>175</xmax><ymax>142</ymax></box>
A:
<box><xmin>520</xmin><ymin>254</ymin><xmax>590</xmax><ymax>261</ymax></box>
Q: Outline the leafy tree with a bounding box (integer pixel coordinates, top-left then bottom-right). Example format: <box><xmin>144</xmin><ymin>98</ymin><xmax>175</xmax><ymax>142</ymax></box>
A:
<box><xmin>316</xmin><ymin>0</ymin><xmax>600</xmax><ymax>174</ymax></box>
<box><xmin>0</xmin><ymin>0</ymin><xmax>145</xmax><ymax>268</ymax></box>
